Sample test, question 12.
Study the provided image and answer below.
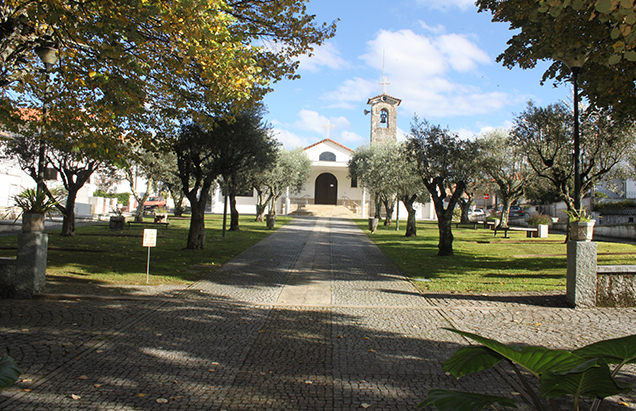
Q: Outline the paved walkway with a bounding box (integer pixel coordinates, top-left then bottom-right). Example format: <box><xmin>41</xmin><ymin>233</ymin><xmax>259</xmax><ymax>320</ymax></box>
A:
<box><xmin>0</xmin><ymin>217</ymin><xmax>635</xmax><ymax>410</ymax></box>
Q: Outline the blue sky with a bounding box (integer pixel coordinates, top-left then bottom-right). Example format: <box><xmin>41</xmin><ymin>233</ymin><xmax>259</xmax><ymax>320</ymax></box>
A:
<box><xmin>262</xmin><ymin>0</ymin><xmax>571</xmax><ymax>149</ymax></box>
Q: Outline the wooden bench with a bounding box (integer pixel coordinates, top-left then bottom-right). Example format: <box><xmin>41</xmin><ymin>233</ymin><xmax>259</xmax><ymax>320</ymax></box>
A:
<box><xmin>127</xmin><ymin>221</ymin><xmax>169</xmax><ymax>228</ymax></box>
<box><xmin>455</xmin><ymin>221</ymin><xmax>485</xmax><ymax>230</ymax></box>
<box><xmin>493</xmin><ymin>226</ymin><xmax>538</xmax><ymax>238</ymax></box>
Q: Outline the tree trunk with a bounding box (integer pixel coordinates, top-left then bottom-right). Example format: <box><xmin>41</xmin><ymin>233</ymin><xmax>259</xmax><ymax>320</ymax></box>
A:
<box><xmin>229</xmin><ymin>194</ymin><xmax>239</xmax><ymax>231</ymax></box>
<box><xmin>255</xmin><ymin>203</ymin><xmax>266</xmax><ymax>222</ymax></box>
<box><xmin>401</xmin><ymin>195</ymin><xmax>417</xmax><ymax>237</ymax></box>
<box><xmin>383</xmin><ymin>197</ymin><xmax>394</xmax><ymax>226</ymax></box>
<box><xmin>374</xmin><ymin>194</ymin><xmax>382</xmax><ymax>219</ymax></box>
<box><xmin>459</xmin><ymin>198</ymin><xmax>473</xmax><ymax>223</ymax></box>
<box><xmin>498</xmin><ymin>196</ymin><xmax>513</xmax><ymax>229</ymax></box>
<box><xmin>437</xmin><ymin>211</ymin><xmax>454</xmax><ymax>256</ymax></box>
<box><xmin>61</xmin><ymin>191</ymin><xmax>77</xmax><ymax>237</ymax></box>
<box><xmin>185</xmin><ymin>184</ymin><xmax>211</xmax><ymax>250</ymax></box>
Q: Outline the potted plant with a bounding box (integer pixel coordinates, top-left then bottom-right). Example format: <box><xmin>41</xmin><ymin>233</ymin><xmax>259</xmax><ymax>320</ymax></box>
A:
<box><xmin>13</xmin><ymin>188</ymin><xmax>58</xmax><ymax>233</ymax></box>
<box><xmin>566</xmin><ymin>208</ymin><xmax>595</xmax><ymax>241</ymax></box>
<box><xmin>109</xmin><ymin>207</ymin><xmax>126</xmax><ymax>230</ymax></box>
<box><xmin>368</xmin><ymin>216</ymin><xmax>379</xmax><ymax>233</ymax></box>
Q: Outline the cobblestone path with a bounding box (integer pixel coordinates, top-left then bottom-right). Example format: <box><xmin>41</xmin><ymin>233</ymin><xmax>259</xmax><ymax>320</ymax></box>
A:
<box><xmin>1</xmin><ymin>217</ymin><xmax>635</xmax><ymax>410</ymax></box>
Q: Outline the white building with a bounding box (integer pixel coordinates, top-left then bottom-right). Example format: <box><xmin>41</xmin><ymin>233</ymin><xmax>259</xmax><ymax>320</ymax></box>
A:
<box><xmin>210</xmin><ymin>90</ymin><xmax>435</xmax><ymax>220</ymax></box>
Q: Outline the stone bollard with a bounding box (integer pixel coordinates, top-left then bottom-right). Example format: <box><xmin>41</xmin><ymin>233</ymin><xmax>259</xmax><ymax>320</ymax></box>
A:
<box><xmin>566</xmin><ymin>241</ymin><xmax>597</xmax><ymax>308</ymax></box>
<box><xmin>0</xmin><ymin>233</ymin><xmax>48</xmax><ymax>298</ymax></box>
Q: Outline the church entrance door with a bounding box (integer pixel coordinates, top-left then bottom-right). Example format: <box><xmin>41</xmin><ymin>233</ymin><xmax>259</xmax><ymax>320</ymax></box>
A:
<box><xmin>315</xmin><ymin>173</ymin><xmax>338</xmax><ymax>205</ymax></box>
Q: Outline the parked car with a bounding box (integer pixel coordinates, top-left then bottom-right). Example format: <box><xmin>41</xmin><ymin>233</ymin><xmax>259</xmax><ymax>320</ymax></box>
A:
<box><xmin>143</xmin><ymin>196</ymin><xmax>166</xmax><ymax>212</ymax></box>
<box><xmin>509</xmin><ymin>205</ymin><xmax>525</xmax><ymax>218</ymax></box>
<box><xmin>496</xmin><ymin>205</ymin><xmax>526</xmax><ymax>218</ymax></box>
<box><xmin>468</xmin><ymin>208</ymin><xmax>485</xmax><ymax>217</ymax></box>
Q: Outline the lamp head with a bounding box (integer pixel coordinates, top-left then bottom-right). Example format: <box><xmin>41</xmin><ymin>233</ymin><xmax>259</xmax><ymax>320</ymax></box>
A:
<box><xmin>35</xmin><ymin>46</ymin><xmax>58</xmax><ymax>70</ymax></box>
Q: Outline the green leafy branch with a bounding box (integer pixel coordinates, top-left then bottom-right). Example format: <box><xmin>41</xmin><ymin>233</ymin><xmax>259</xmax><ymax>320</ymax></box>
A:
<box><xmin>419</xmin><ymin>329</ymin><xmax>635</xmax><ymax>411</ymax></box>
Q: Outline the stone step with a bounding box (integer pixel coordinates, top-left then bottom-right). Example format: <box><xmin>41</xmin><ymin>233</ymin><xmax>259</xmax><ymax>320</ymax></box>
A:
<box><xmin>291</xmin><ymin>205</ymin><xmax>356</xmax><ymax>218</ymax></box>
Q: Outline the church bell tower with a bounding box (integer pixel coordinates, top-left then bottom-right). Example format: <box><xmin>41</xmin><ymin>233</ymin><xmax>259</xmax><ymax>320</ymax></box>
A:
<box><xmin>366</xmin><ymin>93</ymin><xmax>400</xmax><ymax>144</ymax></box>
<box><xmin>366</xmin><ymin>59</ymin><xmax>401</xmax><ymax>144</ymax></box>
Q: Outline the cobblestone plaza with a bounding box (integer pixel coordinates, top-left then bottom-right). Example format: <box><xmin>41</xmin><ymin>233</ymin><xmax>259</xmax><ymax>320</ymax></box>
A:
<box><xmin>1</xmin><ymin>217</ymin><xmax>635</xmax><ymax>410</ymax></box>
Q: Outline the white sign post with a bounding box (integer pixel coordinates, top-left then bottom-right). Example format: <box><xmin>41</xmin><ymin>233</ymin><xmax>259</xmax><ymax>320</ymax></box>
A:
<box><xmin>143</xmin><ymin>229</ymin><xmax>157</xmax><ymax>284</ymax></box>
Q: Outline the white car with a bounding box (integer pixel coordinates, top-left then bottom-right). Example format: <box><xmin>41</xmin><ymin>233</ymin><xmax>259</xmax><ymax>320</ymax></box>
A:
<box><xmin>469</xmin><ymin>208</ymin><xmax>485</xmax><ymax>216</ymax></box>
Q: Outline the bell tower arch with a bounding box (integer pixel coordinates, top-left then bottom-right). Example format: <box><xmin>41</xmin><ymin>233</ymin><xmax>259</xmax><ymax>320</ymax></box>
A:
<box><xmin>367</xmin><ymin>93</ymin><xmax>401</xmax><ymax>144</ymax></box>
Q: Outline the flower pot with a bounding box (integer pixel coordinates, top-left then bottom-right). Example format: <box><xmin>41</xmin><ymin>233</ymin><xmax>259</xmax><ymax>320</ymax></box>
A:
<box><xmin>368</xmin><ymin>217</ymin><xmax>379</xmax><ymax>233</ymax></box>
<box><xmin>22</xmin><ymin>212</ymin><xmax>45</xmax><ymax>233</ymax></box>
<box><xmin>266</xmin><ymin>214</ymin><xmax>276</xmax><ymax>229</ymax></box>
<box><xmin>109</xmin><ymin>216</ymin><xmax>126</xmax><ymax>230</ymax></box>
<box><xmin>570</xmin><ymin>220</ymin><xmax>595</xmax><ymax>242</ymax></box>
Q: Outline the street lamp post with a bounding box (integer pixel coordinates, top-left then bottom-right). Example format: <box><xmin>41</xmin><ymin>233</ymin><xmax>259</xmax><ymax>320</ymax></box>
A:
<box><xmin>559</xmin><ymin>54</ymin><xmax>588</xmax><ymax>212</ymax></box>
<box><xmin>571</xmin><ymin>65</ymin><xmax>581</xmax><ymax>211</ymax></box>
<box><xmin>34</xmin><ymin>46</ymin><xmax>58</xmax><ymax>198</ymax></box>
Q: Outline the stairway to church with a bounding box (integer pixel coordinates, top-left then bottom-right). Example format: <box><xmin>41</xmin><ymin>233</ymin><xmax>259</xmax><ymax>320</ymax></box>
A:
<box><xmin>290</xmin><ymin>204</ymin><xmax>356</xmax><ymax>218</ymax></box>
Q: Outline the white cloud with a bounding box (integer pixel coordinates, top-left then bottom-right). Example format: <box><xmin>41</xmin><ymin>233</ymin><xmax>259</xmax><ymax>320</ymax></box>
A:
<box><xmin>435</xmin><ymin>34</ymin><xmax>490</xmax><ymax>72</ymax></box>
<box><xmin>297</xmin><ymin>42</ymin><xmax>349</xmax><ymax>72</ymax></box>
<box><xmin>272</xmin><ymin>128</ymin><xmax>310</xmax><ymax>149</ymax></box>
<box><xmin>326</xmin><ymin>29</ymin><xmax>511</xmax><ymax>119</ymax></box>
<box><xmin>338</xmin><ymin>130</ymin><xmax>365</xmax><ymax>147</ymax></box>
<box><xmin>419</xmin><ymin>21</ymin><xmax>446</xmax><ymax>34</ymax></box>
<box><xmin>322</xmin><ymin>77</ymin><xmax>376</xmax><ymax>109</ymax></box>
<box><xmin>414</xmin><ymin>0</ymin><xmax>475</xmax><ymax>11</ymax></box>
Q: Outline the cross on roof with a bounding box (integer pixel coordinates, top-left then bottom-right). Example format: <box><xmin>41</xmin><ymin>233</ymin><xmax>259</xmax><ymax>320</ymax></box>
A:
<box><xmin>379</xmin><ymin>50</ymin><xmax>390</xmax><ymax>94</ymax></box>
<box><xmin>322</xmin><ymin>120</ymin><xmax>335</xmax><ymax>138</ymax></box>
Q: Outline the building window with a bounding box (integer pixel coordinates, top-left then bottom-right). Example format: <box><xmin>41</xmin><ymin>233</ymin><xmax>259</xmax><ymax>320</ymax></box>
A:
<box><xmin>351</xmin><ymin>174</ymin><xmax>357</xmax><ymax>188</ymax></box>
<box><xmin>319</xmin><ymin>151</ymin><xmax>336</xmax><ymax>161</ymax></box>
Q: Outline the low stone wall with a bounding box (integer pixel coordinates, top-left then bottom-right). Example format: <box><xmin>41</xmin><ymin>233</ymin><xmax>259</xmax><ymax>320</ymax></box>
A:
<box><xmin>593</xmin><ymin>223</ymin><xmax>636</xmax><ymax>239</ymax></box>
<box><xmin>596</xmin><ymin>265</ymin><xmax>636</xmax><ymax>307</ymax></box>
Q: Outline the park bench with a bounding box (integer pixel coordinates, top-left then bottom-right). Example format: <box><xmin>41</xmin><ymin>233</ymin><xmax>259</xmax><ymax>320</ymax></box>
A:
<box><xmin>455</xmin><ymin>221</ymin><xmax>485</xmax><ymax>230</ymax></box>
<box><xmin>493</xmin><ymin>226</ymin><xmax>538</xmax><ymax>238</ymax></box>
<box><xmin>126</xmin><ymin>220</ymin><xmax>169</xmax><ymax>229</ymax></box>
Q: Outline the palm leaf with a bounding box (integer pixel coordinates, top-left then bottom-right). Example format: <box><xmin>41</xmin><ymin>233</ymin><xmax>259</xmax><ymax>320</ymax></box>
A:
<box><xmin>418</xmin><ymin>389</ymin><xmax>517</xmax><ymax>411</ymax></box>
<box><xmin>444</xmin><ymin>328</ymin><xmax>591</xmax><ymax>378</ymax></box>
<box><xmin>0</xmin><ymin>355</ymin><xmax>21</xmax><ymax>390</ymax></box>
<box><xmin>573</xmin><ymin>334</ymin><xmax>636</xmax><ymax>365</ymax></box>
<box><xmin>541</xmin><ymin>362</ymin><xmax>631</xmax><ymax>399</ymax></box>
<box><xmin>442</xmin><ymin>345</ymin><xmax>504</xmax><ymax>378</ymax></box>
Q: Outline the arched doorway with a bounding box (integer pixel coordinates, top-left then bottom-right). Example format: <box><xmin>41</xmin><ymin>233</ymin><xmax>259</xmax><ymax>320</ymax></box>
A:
<box><xmin>314</xmin><ymin>173</ymin><xmax>338</xmax><ymax>205</ymax></box>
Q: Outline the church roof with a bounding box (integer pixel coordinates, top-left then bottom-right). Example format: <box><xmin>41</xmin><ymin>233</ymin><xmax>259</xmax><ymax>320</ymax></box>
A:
<box><xmin>366</xmin><ymin>93</ymin><xmax>401</xmax><ymax>106</ymax></box>
<box><xmin>304</xmin><ymin>138</ymin><xmax>354</xmax><ymax>153</ymax></box>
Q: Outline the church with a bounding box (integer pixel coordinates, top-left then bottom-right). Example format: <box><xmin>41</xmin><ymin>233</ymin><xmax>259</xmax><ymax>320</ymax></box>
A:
<box><xmin>210</xmin><ymin>91</ymin><xmax>435</xmax><ymax>220</ymax></box>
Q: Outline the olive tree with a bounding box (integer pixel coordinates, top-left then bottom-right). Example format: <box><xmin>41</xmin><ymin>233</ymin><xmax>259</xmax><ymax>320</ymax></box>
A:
<box><xmin>407</xmin><ymin>117</ymin><xmax>478</xmax><ymax>256</ymax></box>
<box><xmin>476</xmin><ymin>129</ymin><xmax>530</xmax><ymax>229</ymax></box>
<box><xmin>253</xmin><ymin>147</ymin><xmax>311</xmax><ymax>221</ymax></box>
<box><xmin>511</xmin><ymin>101</ymin><xmax>635</xmax><ymax>214</ymax></box>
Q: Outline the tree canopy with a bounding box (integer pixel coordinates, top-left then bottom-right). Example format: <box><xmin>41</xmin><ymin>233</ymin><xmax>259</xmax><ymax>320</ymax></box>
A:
<box><xmin>1</xmin><ymin>0</ymin><xmax>336</xmax><ymax>148</ymax></box>
<box><xmin>510</xmin><ymin>100</ymin><xmax>635</xmax><ymax>212</ymax></box>
<box><xmin>476</xmin><ymin>0</ymin><xmax>636</xmax><ymax>120</ymax></box>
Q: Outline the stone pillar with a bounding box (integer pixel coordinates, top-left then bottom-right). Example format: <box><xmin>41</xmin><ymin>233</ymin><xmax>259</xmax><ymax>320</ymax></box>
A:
<box><xmin>15</xmin><ymin>232</ymin><xmax>48</xmax><ymax>298</ymax></box>
<box><xmin>566</xmin><ymin>241</ymin><xmax>597</xmax><ymax>308</ymax></box>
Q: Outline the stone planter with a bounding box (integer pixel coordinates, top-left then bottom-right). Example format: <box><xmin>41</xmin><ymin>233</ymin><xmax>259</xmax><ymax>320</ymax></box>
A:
<box><xmin>109</xmin><ymin>216</ymin><xmax>126</xmax><ymax>230</ymax></box>
<box><xmin>266</xmin><ymin>214</ymin><xmax>276</xmax><ymax>229</ymax></box>
<box><xmin>368</xmin><ymin>217</ymin><xmax>379</xmax><ymax>233</ymax></box>
<box><xmin>22</xmin><ymin>213</ymin><xmax>45</xmax><ymax>233</ymax></box>
<box><xmin>570</xmin><ymin>220</ymin><xmax>595</xmax><ymax>242</ymax></box>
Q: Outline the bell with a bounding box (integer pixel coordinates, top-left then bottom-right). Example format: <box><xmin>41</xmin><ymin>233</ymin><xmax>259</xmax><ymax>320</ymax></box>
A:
<box><xmin>380</xmin><ymin>116</ymin><xmax>387</xmax><ymax>124</ymax></box>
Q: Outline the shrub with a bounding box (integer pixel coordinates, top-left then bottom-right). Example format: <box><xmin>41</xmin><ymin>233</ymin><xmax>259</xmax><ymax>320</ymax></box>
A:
<box><xmin>527</xmin><ymin>214</ymin><xmax>552</xmax><ymax>226</ymax></box>
<box><xmin>594</xmin><ymin>200</ymin><xmax>636</xmax><ymax>211</ymax></box>
<box><xmin>93</xmin><ymin>190</ymin><xmax>130</xmax><ymax>206</ymax></box>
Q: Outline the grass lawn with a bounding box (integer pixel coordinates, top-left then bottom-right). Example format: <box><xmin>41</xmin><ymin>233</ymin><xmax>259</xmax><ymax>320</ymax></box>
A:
<box><xmin>0</xmin><ymin>214</ymin><xmax>291</xmax><ymax>286</ymax></box>
<box><xmin>356</xmin><ymin>219</ymin><xmax>636</xmax><ymax>293</ymax></box>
